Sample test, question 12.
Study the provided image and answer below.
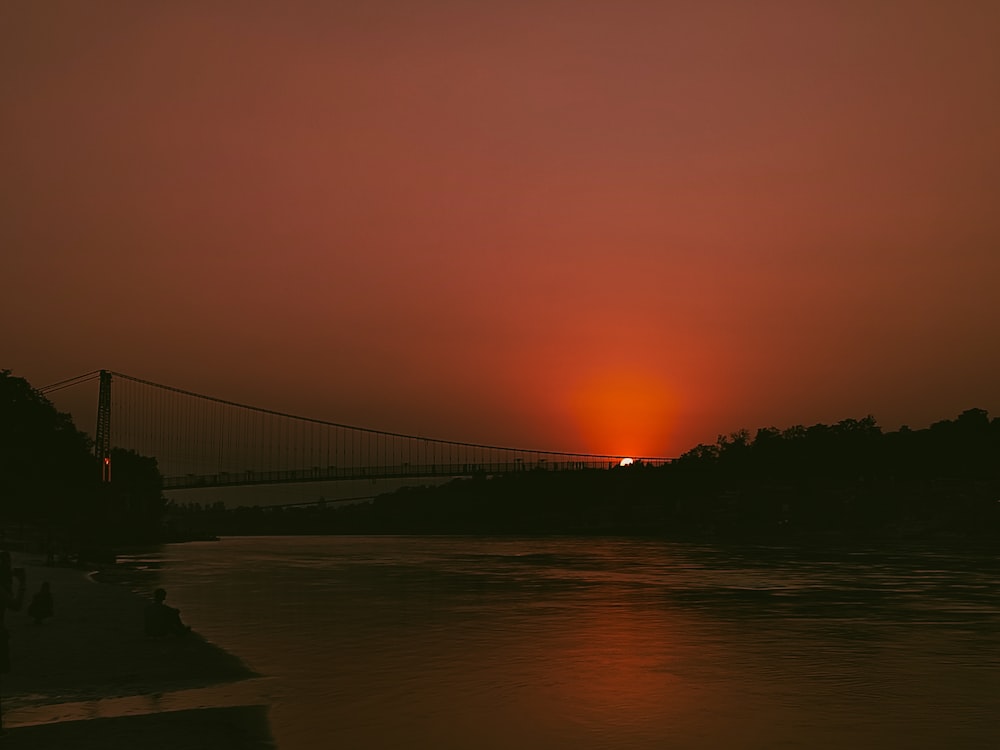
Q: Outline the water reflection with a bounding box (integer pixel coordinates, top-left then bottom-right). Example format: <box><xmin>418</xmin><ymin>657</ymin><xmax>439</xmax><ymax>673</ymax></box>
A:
<box><xmin>118</xmin><ymin>538</ymin><xmax>1000</xmax><ymax>749</ymax></box>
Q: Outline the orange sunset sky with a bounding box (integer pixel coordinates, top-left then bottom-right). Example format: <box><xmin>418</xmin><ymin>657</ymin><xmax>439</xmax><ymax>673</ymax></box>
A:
<box><xmin>3</xmin><ymin>1</ymin><xmax>999</xmax><ymax>459</ymax></box>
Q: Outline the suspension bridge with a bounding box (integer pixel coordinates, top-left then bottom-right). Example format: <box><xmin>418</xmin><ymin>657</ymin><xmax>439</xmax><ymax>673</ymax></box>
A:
<box><xmin>40</xmin><ymin>371</ymin><xmax>672</xmax><ymax>492</ymax></box>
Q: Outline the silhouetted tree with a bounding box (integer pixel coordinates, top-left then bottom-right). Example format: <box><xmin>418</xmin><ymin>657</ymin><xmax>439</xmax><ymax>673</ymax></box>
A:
<box><xmin>99</xmin><ymin>448</ymin><xmax>166</xmax><ymax>543</ymax></box>
<box><xmin>0</xmin><ymin>370</ymin><xmax>95</xmax><ymax>529</ymax></box>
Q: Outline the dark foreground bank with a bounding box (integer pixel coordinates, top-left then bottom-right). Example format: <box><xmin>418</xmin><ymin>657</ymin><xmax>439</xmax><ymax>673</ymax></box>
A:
<box><xmin>1</xmin><ymin>552</ymin><xmax>274</xmax><ymax>748</ymax></box>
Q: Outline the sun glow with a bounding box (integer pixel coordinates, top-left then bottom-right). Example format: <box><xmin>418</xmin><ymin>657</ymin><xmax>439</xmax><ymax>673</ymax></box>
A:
<box><xmin>569</xmin><ymin>370</ymin><xmax>675</xmax><ymax>457</ymax></box>
<box><xmin>619</xmin><ymin>457</ymin><xmax>634</xmax><ymax>466</ymax></box>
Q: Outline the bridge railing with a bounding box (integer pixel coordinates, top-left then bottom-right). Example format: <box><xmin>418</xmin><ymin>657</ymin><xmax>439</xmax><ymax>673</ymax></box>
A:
<box><xmin>162</xmin><ymin>458</ymin><xmax>671</xmax><ymax>490</ymax></box>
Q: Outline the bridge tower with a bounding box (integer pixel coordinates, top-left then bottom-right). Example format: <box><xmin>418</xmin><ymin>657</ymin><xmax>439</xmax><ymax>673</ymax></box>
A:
<box><xmin>95</xmin><ymin>369</ymin><xmax>112</xmax><ymax>482</ymax></box>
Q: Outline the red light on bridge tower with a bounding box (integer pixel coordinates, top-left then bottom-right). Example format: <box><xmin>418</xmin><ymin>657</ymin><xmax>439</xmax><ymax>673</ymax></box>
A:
<box><xmin>96</xmin><ymin>370</ymin><xmax>112</xmax><ymax>483</ymax></box>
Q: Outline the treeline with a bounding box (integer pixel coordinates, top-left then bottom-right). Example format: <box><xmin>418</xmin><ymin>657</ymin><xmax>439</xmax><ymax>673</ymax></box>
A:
<box><xmin>0</xmin><ymin>370</ymin><xmax>165</xmax><ymax>556</ymax></box>
<box><xmin>169</xmin><ymin>409</ymin><xmax>1000</xmax><ymax>542</ymax></box>
<box><xmin>672</xmin><ymin>411</ymin><xmax>997</xmax><ymax>485</ymax></box>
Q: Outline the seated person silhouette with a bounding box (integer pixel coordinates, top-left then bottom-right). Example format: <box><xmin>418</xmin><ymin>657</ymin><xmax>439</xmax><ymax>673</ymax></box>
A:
<box><xmin>27</xmin><ymin>581</ymin><xmax>53</xmax><ymax>625</ymax></box>
<box><xmin>144</xmin><ymin>588</ymin><xmax>190</xmax><ymax>636</ymax></box>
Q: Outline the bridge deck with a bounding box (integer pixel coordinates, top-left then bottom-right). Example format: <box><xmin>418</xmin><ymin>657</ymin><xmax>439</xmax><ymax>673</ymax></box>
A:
<box><xmin>162</xmin><ymin>460</ymin><xmax>667</xmax><ymax>490</ymax></box>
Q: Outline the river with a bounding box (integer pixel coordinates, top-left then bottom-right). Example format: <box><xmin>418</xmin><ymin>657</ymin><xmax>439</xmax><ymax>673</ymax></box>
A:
<box><xmin>137</xmin><ymin>536</ymin><xmax>999</xmax><ymax>749</ymax></box>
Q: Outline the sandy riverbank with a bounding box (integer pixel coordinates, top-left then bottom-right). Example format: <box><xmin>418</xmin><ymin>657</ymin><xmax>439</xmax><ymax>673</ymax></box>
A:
<box><xmin>1</xmin><ymin>552</ymin><xmax>274</xmax><ymax>748</ymax></box>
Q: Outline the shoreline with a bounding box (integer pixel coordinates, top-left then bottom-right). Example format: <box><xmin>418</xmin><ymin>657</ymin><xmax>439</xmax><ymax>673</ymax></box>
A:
<box><xmin>2</xmin><ymin>550</ymin><xmax>275</xmax><ymax>748</ymax></box>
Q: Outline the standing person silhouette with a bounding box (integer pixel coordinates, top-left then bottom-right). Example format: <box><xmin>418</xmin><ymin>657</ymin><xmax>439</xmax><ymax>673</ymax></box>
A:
<box><xmin>0</xmin><ymin>548</ymin><xmax>27</xmax><ymax>733</ymax></box>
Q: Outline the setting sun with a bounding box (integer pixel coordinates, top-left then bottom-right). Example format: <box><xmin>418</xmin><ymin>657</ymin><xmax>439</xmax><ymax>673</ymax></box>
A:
<box><xmin>619</xmin><ymin>457</ymin><xmax>634</xmax><ymax>466</ymax></box>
